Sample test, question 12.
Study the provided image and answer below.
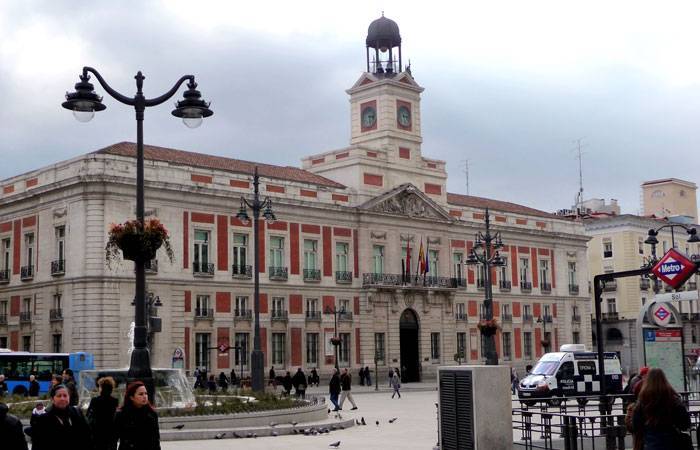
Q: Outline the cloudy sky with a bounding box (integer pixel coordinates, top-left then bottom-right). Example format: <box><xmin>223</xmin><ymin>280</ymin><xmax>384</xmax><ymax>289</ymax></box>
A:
<box><xmin>2</xmin><ymin>1</ymin><xmax>700</xmax><ymax>214</ymax></box>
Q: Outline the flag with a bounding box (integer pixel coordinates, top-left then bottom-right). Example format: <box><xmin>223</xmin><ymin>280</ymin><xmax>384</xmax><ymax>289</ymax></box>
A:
<box><xmin>425</xmin><ymin>240</ymin><xmax>430</xmax><ymax>275</ymax></box>
<box><xmin>406</xmin><ymin>238</ymin><xmax>411</xmax><ymax>279</ymax></box>
<box><xmin>401</xmin><ymin>258</ymin><xmax>406</xmax><ymax>283</ymax></box>
<box><xmin>417</xmin><ymin>239</ymin><xmax>425</xmax><ymax>275</ymax></box>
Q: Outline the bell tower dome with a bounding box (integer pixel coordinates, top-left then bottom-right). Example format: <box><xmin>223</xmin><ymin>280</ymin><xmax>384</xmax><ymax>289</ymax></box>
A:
<box><xmin>365</xmin><ymin>13</ymin><xmax>403</xmax><ymax>75</ymax></box>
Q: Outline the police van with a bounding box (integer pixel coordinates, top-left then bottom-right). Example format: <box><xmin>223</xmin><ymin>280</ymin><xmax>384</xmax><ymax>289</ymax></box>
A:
<box><xmin>517</xmin><ymin>344</ymin><xmax>623</xmax><ymax>405</ymax></box>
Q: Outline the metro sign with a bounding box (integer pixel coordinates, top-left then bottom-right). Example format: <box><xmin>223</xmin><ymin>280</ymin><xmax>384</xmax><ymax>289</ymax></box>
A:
<box><xmin>652</xmin><ymin>248</ymin><xmax>697</xmax><ymax>289</ymax></box>
<box><xmin>654</xmin><ymin>306</ymin><xmax>670</xmax><ymax>322</ymax></box>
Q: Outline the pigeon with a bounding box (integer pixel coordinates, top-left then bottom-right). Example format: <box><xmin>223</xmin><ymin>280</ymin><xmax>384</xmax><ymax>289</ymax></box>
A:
<box><xmin>329</xmin><ymin>441</ymin><xmax>341</xmax><ymax>448</ymax></box>
<box><xmin>355</xmin><ymin>419</ymin><xmax>361</xmax><ymax>426</ymax></box>
<box><xmin>376</xmin><ymin>420</ymin><xmax>380</xmax><ymax>426</ymax></box>
<box><xmin>361</xmin><ymin>417</ymin><xmax>366</xmax><ymax>426</ymax></box>
<box><xmin>389</xmin><ymin>417</ymin><xmax>398</xmax><ymax>423</ymax></box>
<box><xmin>246</xmin><ymin>432</ymin><xmax>254</xmax><ymax>438</ymax></box>
<box><xmin>271</xmin><ymin>431</ymin><xmax>279</xmax><ymax>437</ymax></box>
<box><xmin>328</xmin><ymin>408</ymin><xmax>331</xmax><ymax>414</ymax></box>
<box><xmin>233</xmin><ymin>432</ymin><xmax>243</xmax><ymax>438</ymax></box>
<box><xmin>214</xmin><ymin>432</ymin><xmax>226</xmax><ymax>439</ymax></box>
<box><xmin>292</xmin><ymin>428</ymin><xmax>299</xmax><ymax>435</ymax></box>
<box><xmin>172</xmin><ymin>424</ymin><xmax>185</xmax><ymax>430</ymax></box>
<box><xmin>291</xmin><ymin>421</ymin><xmax>298</xmax><ymax>426</ymax></box>
<box><xmin>270</xmin><ymin>421</ymin><xmax>277</xmax><ymax>428</ymax></box>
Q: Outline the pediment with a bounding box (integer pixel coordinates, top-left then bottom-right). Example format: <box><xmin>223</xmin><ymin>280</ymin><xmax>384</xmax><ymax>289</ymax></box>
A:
<box><xmin>360</xmin><ymin>183</ymin><xmax>453</xmax><ymax>221</ymax></box>
<box><xmin>349</xmin><ymin>73</ymin><xmax>379</xmax><ymax>90</ymax></box>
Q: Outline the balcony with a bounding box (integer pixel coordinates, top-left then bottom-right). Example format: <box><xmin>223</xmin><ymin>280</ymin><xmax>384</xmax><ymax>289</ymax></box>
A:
<box><xmin>520</xmin><ymin>281</ymin><xmax>532</xmax><ymax>293</ymax></box>
<box><xmin>269</xmin><ymin>266</ymin><xmax>288</xmax><ymax>281</ymax></box>
<box><xmin>338</xmin><ymin>311</ymin><xmax>353</xmax><ymax>321</ymax></box>
<box><xmin>603</xmin><ymin>280</ymin><xmax>617</xmax><ymax>292</ymax></box>
<box><xmin>19</xmin><ymin>311</ymin><xmax>31</xmax><ymax>323</ymax></box>
<box><xmin>454</xmin><ymin>277</ymin><xmax>467</xmax><ymax>288</ymax></box>
<box><xmin>234</xmin><ymin>309</ymin><xmax>252</xmax><ymax>321</ymax></box>
<box><xmin>541</xmin><ymin>315</ymin><xmax>553</xmax><ymax>324</ymax></box>
<box><xmin>501</xmin><ymin>313</ymin><xmax>512</xmax><ymax>323</ymax></box>
<box><xmin>499</xmin><ymin>280</ymin><xmax>511</xmax><ymax>292</ymax></box>
<box><xmin>455</xmin><ymin>312</ymin><xmax>468</xmax><ymax>321</ymax></box>
<box><xmin>361</xmin><ymin>273</ymin><xmax>458</xmax><ymax>290</ymax></box>
<box><xmin>0</xmin><ymin>269</ymin><xmax>8</xmax><ymax>284</ymax></box>
<box><xmin>689</xmin><ymin>281</ymin><xmax>698</xmax><ymax>291</ymax></box>
<box><xmin>50</xmin><ymin>309</ymin><xmax>63</xmax><ymax>322</ymax></box>
<box><xmin>572</xmin><ymin>315</ymin><xmax>581</xmax><ymax>323</ymax></box>
<box><xmin>193</xmin><ymin>262</ymin><xmax>214</xmax><ymax>277</ymax></box>
<box><xmin>194</xmin><ymin>308</ymin><xmax>214</xmax><ymax>320</ymax></box>
<box><xmin>522</xmin><ymin>313</ymin><xmax>533</xmax><ymax>323</ymax></box>
<box><xmin>20</xmin><ymin>265</ymin><xmax>34</xmax><ymax>280</ymax></box>
<box><xmin>232</xmin><ymin>264</ymin><xmax>252</xmax><ymax>279</ymax></box>
<box><xmin>303</xmin><ymin>269</ymin><xmax>321</xmax><ymax>282</ymax></box>
<box><xmin>0</xmin><ymin>315</ymin><xmax>6</xmax><ymax>325</ymax></box>
<box><xmin>305</xmin><ymin>310</ymin><xmax>322</xmax><ymax>321</ymax></box>
<box><xmin>271</xmin><ymin>310</ymin><xmax>288</xmax><ymax>321</ymax></box>
<box><xmin>639</xmin><ymin>278</ymin><xmax>650</xmax><ymax>291</ymax></box>
<box><xmin>541</xmin><ymin>282</ymin><xmax>552</xmax><ymax>294</ymax></box>
<box><xmin>51</xmin><ymin>259</ymin><xmax>65</xmax><ymax>276</ymax></box>
<box><xmin>569</xmin><ymin>284</ymin><xmax>579</xmax><ymax>295</ymax></box>
<box><xmin>335</xmin><ymin>271</ymin><xmax>353</xmax><ymax>284</ymax></box>
<box><xmin>476</xmin><ymin>279</ymin><xmax>485</xmax><ymax>290</ymax></box>
<box><xmin>602</xmin><ymin>312</ymin><xmax>619</xmax><ymax>321</ymax></box>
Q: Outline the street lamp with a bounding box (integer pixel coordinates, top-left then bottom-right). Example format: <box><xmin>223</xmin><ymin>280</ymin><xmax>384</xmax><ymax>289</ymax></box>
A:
<box><xmin>324</xmin><ymin>304</ymin><xmax>346</xmax><ymax>370</ymax></box>
<box><xmin>645</xmin><ymin>224</ymin><xmax>700</xmax><ymax>261</ymax></box>
<box><xmin>62</xmin><ymin>67</ymin><xmax>213</xmax><ymax>401</ymax></box>
<box><xmin>464</xmin><ymin>208</ymin><xmax>506</xmax><ymax>365</ymax></box>
<box><xmin>235</xmin><ymin>166</ymin><xmax>276</xmax><ymax>392</ymax></box>
<box><xmin>536</xmin><ymin>314</ymin><xmax>551</xmax><ymax>353</ymax></box>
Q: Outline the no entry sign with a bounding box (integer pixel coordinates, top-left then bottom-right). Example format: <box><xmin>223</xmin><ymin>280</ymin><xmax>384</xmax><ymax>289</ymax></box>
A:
<box><xmin>652</xmin><ymin>248</ymin><xmax>697</xmax><ymax>289</ymax></box>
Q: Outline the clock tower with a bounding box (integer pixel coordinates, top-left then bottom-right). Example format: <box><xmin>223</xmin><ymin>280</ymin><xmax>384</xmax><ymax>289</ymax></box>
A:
<box><xmin>347</xmin><ymin>14</ymin><xmax>424</xmax><ymax>155</ymax></box>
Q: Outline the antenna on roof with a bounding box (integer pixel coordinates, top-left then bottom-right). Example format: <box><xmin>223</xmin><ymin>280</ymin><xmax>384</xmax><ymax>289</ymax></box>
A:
<box><xmin>461</xmin><ymin>159</ymin><xmax>470</xmax><ymax>195</ymax></box>
<box><xmin>572</xmin><ymin>138</ymin><xmax>586</xmax><ymax>215</ymax></box>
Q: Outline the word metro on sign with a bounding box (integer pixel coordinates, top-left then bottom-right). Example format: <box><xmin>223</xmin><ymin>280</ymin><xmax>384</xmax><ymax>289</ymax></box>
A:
<box><xmin>651</xmin><ymin>249</ymin><xmax>697</xmax><ymax>290</ymax></box>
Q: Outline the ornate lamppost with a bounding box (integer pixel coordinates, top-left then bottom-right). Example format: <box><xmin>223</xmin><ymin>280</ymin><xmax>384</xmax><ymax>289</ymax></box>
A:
<box><xmin>62</xmin><ymin>67</ymin><xmax>213</xmax><ymax>400</ymax></box>
<box><xmin>465</xmin><ymin>208</ymin><xmax>506</xmax><ymax>365</ymax></box>
<box><xmin>324</xmin><ymin>304</ymin><xmax>345</xmax><ymax>370</ymax></box>
<box><xmin>235</xmin><ymin>167</ymin><xmax>276</xmax><ymax>392</ymax></box>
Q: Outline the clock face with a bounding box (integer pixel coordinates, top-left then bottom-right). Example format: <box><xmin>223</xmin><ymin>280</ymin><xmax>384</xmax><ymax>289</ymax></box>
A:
<box><xmin>398</xmin><ymin>106</ymin><xmax>411</xmax><ymax>127</ymax></box>
<box><xmin>361</xmin><ymin>106</ymin><xmax>376</xmax><ymax>128</ymax></box>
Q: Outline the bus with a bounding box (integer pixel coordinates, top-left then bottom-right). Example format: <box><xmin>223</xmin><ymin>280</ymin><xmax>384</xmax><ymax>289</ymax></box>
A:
<box><xmin>0</xmin><ymin>349</ymin><xmax>94</xmax><ymax>396</ymax></box>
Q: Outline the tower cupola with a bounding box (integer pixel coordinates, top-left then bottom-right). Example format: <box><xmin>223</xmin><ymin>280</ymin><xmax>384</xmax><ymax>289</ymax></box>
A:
<box><xmin>365</xmin><ymin>14</ymin><xmax>402</xmax><ymax>75</ymax></box>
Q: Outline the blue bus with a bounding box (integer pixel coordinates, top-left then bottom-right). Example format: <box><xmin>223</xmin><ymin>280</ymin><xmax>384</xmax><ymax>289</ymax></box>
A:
<box><xmin>0</xmin><ymin>350</ymin><xmax>94</xmax><ymax>396</ymax></box>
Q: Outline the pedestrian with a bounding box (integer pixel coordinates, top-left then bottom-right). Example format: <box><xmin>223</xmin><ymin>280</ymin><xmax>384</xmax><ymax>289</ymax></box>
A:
<box><xmin>218</xmin><ymin>372</ymin><xmax>229</xmax><ymax>392</ymax></box>
<box><xmin>511</xmin><ymin>367</ymin><xmax>519</xmax><ymax>395</ymax></box>
<box><xmin>87</xmin><ymin>376</ymin><xmax>118</xmax><ymax>450</ymax></box>
<box><xmin>391</xmin><ymin>369</ymin><xmax>401</xmax><ymax>398</ymax></box>
<box><xmin>31</xmin><ymin>384</ymin><xmax>92</xmax><ymax>450</ymax></box>
<box><xmin>269</xmin><ymin>367</ymin><xmax>277</xmax><ymax>388</ymax></box>
<box><xmin>631</xmin><ymin>366</ymin><xmax>649</xmax><ymax>398</ymax></box>
<box><xmin>292</xmin><ymin>368</ymin><xmax>307</xmax><ymax>399</ymax></box>
<box><xmin>630</xmin><ymin>368</ymin><xmax>691</xmax><ymax>450</ymax></box>
<box><xmin>525</xmin><ymin>364</ymin><xmax>533</xmax><ymax>375</ymax></box>
<box><xmin>364</xmin><ymin>366</ymin><xmax>372</xmax><ymax>386</ymax></box>
<box><xmin>359</xmin><ymin>367</ymin><xmax>365</xmax><ymax>386</ymax></box>
<box><xmin>282</xmin><ymin>371</ymin><xmax>293</xmax><ymax>396</ymax></box>
<box><xmin>339</xmin><ymin>368</ymin><xmax>358</xmax><ymax>410</ymax></box>
<box><xmin>25</xmin><ymin>400</ymin><xmax>46</xmax><ymax>438</ymax></box>
<box><xmin>115</xmin><ymin>381</ymin><xmax>161</xmax><ymax>450</ymax></box>
<box><xmin>28</xmin><ymin>374</ymin><xmax>40</xmax><ymax>397</ymax></box>
<box><xmin>0</xmin><ymin>374</ymin><xmax>7</xmax><ymax>397</ymax></box>
<box><xmin>311</xmin><ymin>368</ymin><xmax>320</xmax><ymax>386</ymax></box>
<box><xmin>0</xmin><ymin>402</ymin><xmax>28</xmax><ymax>450</ymax></box>
<box><xmin>206</xmin><ymin>375</ymin><xmax>217</xmax><ymax>393</ymax></box>
<box><xmin>230</xmin><ymin>369</ymin><xmax>238</xmax><ymax>387</ymax></box>
<box><xmin>193</xmin><ymin>368</ymin><xmax>201</xmax><ymax>389</ymax></box>
<box><xmin>329</xmin><ymin>368</ymin><xmax>341</xmax><ymax>411</ymax></box>
<box><xmin>387</xmin><ymin>368</ymin><xmax>394</xmax><ymax>387</ymax></box>
<box><xmin>62</xmin><ymin>368</ymin><xmax>79</xmax><ymax>406</ymax></box>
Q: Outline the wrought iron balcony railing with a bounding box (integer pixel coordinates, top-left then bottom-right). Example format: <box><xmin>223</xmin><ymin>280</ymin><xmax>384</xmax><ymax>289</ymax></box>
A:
<box><xmin>499</xmin><ymin>280</ymin><xmax>511</xmax><ymax>292</ymax></box>
<box><xmin>51</xmin><ymin>259</ymin><xmax>65</xmax><ymax>276</ymax></box>
<box><xmin>20</xmin><ymin>311</ymin><xmax>31</xmax><ymax>323</ymax></box>
<box><xmin>541</xmin><ymin>315</ymin><xmax>553</xmax><ymax>323</ymax></box>
<box><xmin>338</xmin><ymin>311</ymin><xmax>353</xmax><ymax>321</ymax></box>
<box><xmin>540</xmin><ymin>282</ymin><xmax>552</xmax><ymax>293</ymax></box>
<box><xmin>0</xmin><ymin>269</ymin><xmax>9</xmax><ymax>283</ymax></box>
<box><xmin>193</xmin><ymin>262</ymin><xmax>215</xmax><ymax>276</ymax></box>
<box><xmin>144</xmin><ymin>259</ymin><xmax>158</xmax><ymax>274</ymax></box>
<box><xmin>269</xmin><ymin>266</ymin><xmax>288</xmax><ymax>281</ymax></box>
<box><xmin>194</xmin><ymin>308</ymin><xmax>214</xmax><ymax>320</ymax></box>
<box><xmin>232</xmin><ymin>264</ymin><xmax>252</xmax><ymax>279</ymax></box>
<box><xmin>305</xmin><ymin>310</ymin><xmax>322</xmax><ymax>321</ymax></box>
<box><xmin>603</xmin><ymin>280</ymin><xmax>617</xmax><ymax>291</ymax></box>
<box><xmin>335</xmin><ymin>271</ymin><xmax>353</xmax><ymax>284</ymax></box>
<box><xmin>50</xmin><ymin>309</ymin><xmax>63</xmax><ymax>321</ymax></box>
<box><xmin>303</xmin><ymin>269</ymin><xmax>321</xmax><ymax>282</ymax></box>
<box><xmin>271</xmin><ymin>310</ymin><xmax>288</xmax><ymax>321</ymax></box>
<box><xmin>501</xmin><ymin>313</ymin><xmax>513</xmax><ymax>323</ymax></box>
<box><xmin>234</xmin><ymin>309</ymin><xmax>252</xmax><ymax>320</ymax></box>
<box><xmin>522</xmin><ymin>313</ymin><xmax>533</xmax><ymax>323</ymax></box>
<box><xmin>601</xmin><ymin>312</ymin><xmax>619</xmax><ymax>321</ymax></box>
<box><xmin>454</xmin><ymin>277</ymin><xmax>467</xmax><ymax>287</ymax></box>
<box><xmin>520</xmin><ymin>281</ymin><xmax>532</xmax><ymax>293</ymax></box>
<box><xmin>455</xmin><ymin>312</ymin><xmax>468</xmax><ymax>321</ymax></box>
<box><xmin>361</xmin><ymin>273</ymin><xmax>459</xmax><ymax>290</ymax></box>
<box><xmin>569</xmin><ymin>284</ymin><xmax>579</xmax><ymax>295</ymax></box>
<box><xmin>476</xmin><ymin>279</ymin><xmax>485</xmax><ymax>289</ymax></box>
<box><xmin>20</xmin><ymin>265</ymin><xmax>34</xmax><ymax>280</ymax></box>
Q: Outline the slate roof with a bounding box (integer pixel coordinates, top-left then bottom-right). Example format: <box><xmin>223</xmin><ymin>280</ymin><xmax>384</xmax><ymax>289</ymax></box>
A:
<box><xmin>446</xmin><ymin>192</ymin><xmax>555</xmax><ymax>219</ymax></box>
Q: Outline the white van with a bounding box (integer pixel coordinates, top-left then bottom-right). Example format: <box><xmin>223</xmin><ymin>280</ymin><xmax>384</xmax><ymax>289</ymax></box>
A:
<box><xmin>517</xmin><ymin>344</ymin><xmax>623</xmax><ymax>405</ymax></box>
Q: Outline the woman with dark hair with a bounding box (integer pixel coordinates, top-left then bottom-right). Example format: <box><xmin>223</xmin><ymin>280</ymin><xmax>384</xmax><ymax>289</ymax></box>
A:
<box><xmin>115</xmin><ymin>381</ymin><xmax>161</xmax><ymax>450</ymax></box>
<box><xmin>87</xmin><ymin>376</ymin><xmax>118</xmax><ymax>450</ymax></box>
<box><xmin>631</xmin><ymin>368</ymin><xmax>691</xmax><ymax>450</ymax></box>
<box><xmin>31</xmin><ymin>384</ymin><xmax>92</xmax><ymax>450</ymax></box>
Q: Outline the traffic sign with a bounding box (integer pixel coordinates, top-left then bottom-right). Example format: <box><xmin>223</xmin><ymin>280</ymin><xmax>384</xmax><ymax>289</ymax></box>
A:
<box><xmin>651</xmin><ymin>249</ymin><xmax>697</xmax><ymax>289</ymax></box>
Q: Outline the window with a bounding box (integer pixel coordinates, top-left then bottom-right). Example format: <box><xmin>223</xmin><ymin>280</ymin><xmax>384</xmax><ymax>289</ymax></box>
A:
<box><xmin>428</xmin><ymin>249</ymin><xmax>438</xmax><ymax>277</ymax></box>
<box><xmin>374</xmin><ymin>333</ymin><xmax>385</xmax><ymax>362</ymax></box>
<box><xmin>479</xmin><ymin>303</ymin><xmax>486</xmax><ymax>320</ymax></box>
<box><xmin>24</xmin><ymin>233</ymin><xmax>34</xmax><ymax>267</ymax></box>
<box><xmin>339</xmin><ymin>333</ymin><xmax>351</xmax><ymax>364</ymax></box>
<box><xmin>269</xmin><ymin>236</ymin><xmax>285</xmax><ymax>267</ymax></box>
<box><xmin>543</xmin><ymin>305</ymin><xmax>551</xmax><ymax>319</ymax></box>
<box><xmin>339</xmin><ymin>298</ymin><xmax>350</xmax><ymax>313</ymax></box>
<box><xmin>194</xmin><ymin>230</ymin><xmax>210</xmax><ymax>268</ymax></box>
<box><xmin>0</xmin><ymin>336</ymin><xmax>6</xmax><ymax>348</ymax></box>
<box><xmin>55</xmin><ymin>226</ymin><xmax>65</xmax><ymax>262</ymax></box>
<box><xmin>272</xmin><ymin>333</ymin><xmax>286</xmax><ymax>365</ymax></box>
<box><xmin>306</xmin><ymin>298</ymin><xmax>318</xmax><ymax>314</ymax></box>
<box><xmin>235</xmin><ymin>296</ymin><xmax>248</xmax><ymax>315</ymax></box>
<box><xmin>557</xmin><ymin>361</ymin><xmax>575</xmax><ymax>378</ymax></box>
<box><xmin>336</xmin><ymin>242</ymin><xmax>349</xmax><ymax>272</ymax></box>
<box><xmin>306</xmin><ymin>333</ymin><xmax>319</xmax><ymax>365</ymax></box>
<box><xmin>523</xmin><ymin>304</ymin><xmax>531</xmax><ymax>318</ymax></box>
<box><xmin>568</xmin><ymin>262</ymin><xmax>577</xmax><ymax>286</ymax></box>
<box><xmin>476</xmin><ymin>265</ymin><xmax>485</xmax><ymax>287</ymax></box>
<box><xmin>22</xmin><ymin>336</ymin><xmax>31</xmax><ymax>352</ymax></box>
<box><xmin>607</xmin><ymin>298</ymin><xmax>617</xmax><ymax>313</ymax></box>
<box><xmin>524</xmin><ymin>332</ymin><xmax>532</xmax><ymax>359</ymax></box>
<box><xmin>0</xmin><ymin>301</ymin><xmax>6</xmax><ymax>316</ymax></box>
<box><xmin>453</xmin><ymin>253</ymin><xmax>463</xmax><ymax>280</ymax></box>
<box><xmin>502</xmin><ymin>332</ymin><xmax>512</xmax><ymax>359</ymax></box>
<box><xmin>651</xmin><ymin>189</ymin><xmax>663</xmax><ymax>198</ymax></box>
<box><xmin>502</xmin><ymin>304</ymin><xmax>511</xmax><ymax>317</ymax></box>
<box><xmin>456</xmin><ymin>332</ymin><xmax>467</xmax><ymax>359</ymax></box>
<box><xmin>196</xmin><ymin>295</ymin><xmax>210</xmax><ymax>316</ymax></box>
<box><xmin>540</xmin><ymin>260</ymin><xmax>549</xmax><ymax>285</ymax></box>
<box><xmin>373</xmin><ymin>245</ymin><xmax>384</xmax><ymax>274</ymax></box>
<box><xmin>53</xmin><ymin>293</ymin><xmax>62</xmax><ymax>310</ymax></box>
<box><xmin>603</xmin><ymin>240</ymin><xmax>613</xmax><ymax>258</ymax></box>
<box><xmin>500</xmin><ymin>257</ymin><xmax>509</xmax><ymax>282</ymax></box>
<box><xmin>22</xmin><ymin>297</ymin><xmax>31</xmax><ymax>314</ymax></box>
<box><xmin>572</xmin><ymin>331</ymin><xmax>580</xmax><ymax>345</ymax></box>
<box><xmin>232</xmin><ymin>234</ymin><xmax>248</xmax><ymax>270</ymax></box>
<box><xmin>234</xmin><ymin>333</ymin><xmax>249</xmax><ymax>367</ymax></box>
<box><xmin>520</xmin><ymin>258</ymin><xmax>529</xmax><ymax>282</ymax></box>
<box><xmin>572</xmin><ymin>305</ymin><xmax>579</xmax><ymax>317</ymax></box>
<box><xmin>456</xmin><ymin>303</ymin><xmax>466</xmax><ymax>318</ymax></box>
<box><xmin>2</xmin><ymin>238</ymin><xmax>10</xmax><ymax>272</ymax></box>
<box><xmin>52</xmin><ymin>334</ymin><xmax>62</xmax><ymax>353</ymax></box>
<box><xmin>272</xmin><ymin>297</ymin><xmax>285</xmax><ymax>314</ymax></box>
<box><xmin>303</xmin><ymin>239</ymin><xmax>318</xmax><ymax>270</ymax></box>
<box><xmin>431</xmin><ymin>333</ymin><xmax>440</xmax><ymax>360</ymax></box>
<box><xmin>638</xmin><ymin>238</ymin><xmax>644</xmax><ymax>255</ymax></box>
<box><xmin>195</xmin><ymin>333</ymin><xmax>211</xmax><ymax>370</ymax></box>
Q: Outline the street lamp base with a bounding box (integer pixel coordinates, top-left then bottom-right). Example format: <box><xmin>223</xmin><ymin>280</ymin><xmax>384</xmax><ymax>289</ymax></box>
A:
<box><xmin>127</xmin><ymin>347</ymin><xmax>155</xmax><ymax>403</ymax></box>
<box><xmin>250</xmin><ymin>349</ymin><xmax>265</xmax><ymax>392</ymax></box>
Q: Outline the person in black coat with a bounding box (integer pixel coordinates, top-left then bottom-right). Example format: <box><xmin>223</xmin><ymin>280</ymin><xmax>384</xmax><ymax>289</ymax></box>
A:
<box><xmin>115</xmin><ymin>381</ymin><xmax>161</xmax><ymax>450</ymax></box>
<box><xmin>282</xmin><ymin>371</ymin><xmax>293</xmax><ymax>396</ymax></box>
<box><xmin>0</xmin><ymin>402</ymin><xmax>28</xmax><ymax>450</ymax></box>
<box><xmin>31</xmin><ymin>384</ymin><xmax>92</xmax><ymax>450</ymax></box>
<box><xmin>218</xmin><ymin>372</ymin><xmax>229</xmax><ymax>392</ymax></box>
<box><xmin>329</xmin><ymin>368</ymin><xmax>341</xmax><ymax>411</ymax></box>
<box><xmin>28</xmin><ymin>374</ymin><xmax>40</xmax><ymax>397</ymax></box>
<box><xmin>292</xmin><ymin>368</ymin><xmax>307</xmax><ymax>399</ymax></box>
<box><xmin>87</xmin><ymin>376</ymin><xmax>119</xmax><ymax>450</ymax></box>
<box><xmin>62</xmin><ymin>368</ymin><xmax>79</xmax><ymax>406</ymax></box>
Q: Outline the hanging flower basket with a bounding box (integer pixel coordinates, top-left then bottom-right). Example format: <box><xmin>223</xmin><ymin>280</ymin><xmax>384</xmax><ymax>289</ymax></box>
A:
<box><xmin>330</xmin><ymin>337</ymin><xmax>341</xmax><ymax>346</ymax></box>
<box><xmin>477</xmin><ymin>318</ymin><xmax>500</xmax><ymax>337</ymax></box>
<box><xmin>105</xmin><ymin>218</ymin><xmax>174</xmax><ymax>267</ymax></box>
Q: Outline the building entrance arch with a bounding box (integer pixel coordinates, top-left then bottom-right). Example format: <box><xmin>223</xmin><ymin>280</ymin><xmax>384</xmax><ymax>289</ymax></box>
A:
<box><xmin>399</xmin><ymin>308</ymin><xmax>420</xmax><ymax>382</ymax></box>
